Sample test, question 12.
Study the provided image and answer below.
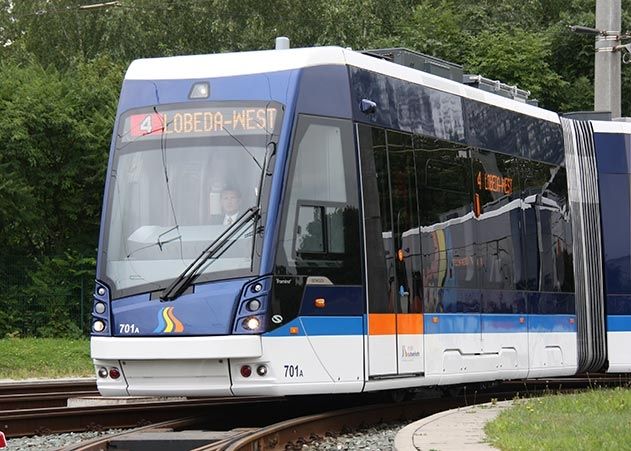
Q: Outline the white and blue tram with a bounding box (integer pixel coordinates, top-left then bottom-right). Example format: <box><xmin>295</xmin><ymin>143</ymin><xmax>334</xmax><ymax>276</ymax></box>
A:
<box><xmin>91</xmin><ymin>44</ymin><xmax>631</xmax><ymax>396</ymax></box>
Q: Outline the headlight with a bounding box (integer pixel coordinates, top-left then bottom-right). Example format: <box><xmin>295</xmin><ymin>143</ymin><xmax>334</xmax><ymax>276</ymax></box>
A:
<box><xmin>92</xmin><ymin>320</ymin><xmax>106</xmax><ymax>333</ymax></box>
<box><xmin>242</xmin><ymin>317</ymin><xmax>260</xmax><ymax>330</ymax></box>
<box><xmin>94</xmin><ymin>302</ymin><xmax>106</xmax><ymax>314</ymax></box>
<box><xmin>246</xmin><ymin>299</ymin><xmax>261</xmax><ymax>312</ymax></box>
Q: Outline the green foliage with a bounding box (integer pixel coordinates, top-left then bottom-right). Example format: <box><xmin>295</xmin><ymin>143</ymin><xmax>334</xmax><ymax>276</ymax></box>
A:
<box><xmin>486</xmin><ymin>389</ymin><xmax>631</xmax><ymax>450</ymax></box>
<box><xmin>0</xmin><ymin>252</ymin><xmax>94</xmax><ymax>338</ymax></box>
<box><xmin>388</xmin><ymin>1</ymin><xmax>465</xmax><ymax>60</ymax></box>
<box><xmin>0</xmin><ymin>56</ymin><xmax>121</xmax><ymax>257</ymax></box>
<box><xmin>465</xmin><ymin>28</ymin><xmax>567</xmax><ymax>109</ymax></box>
<box><xmin>0</xmin><ymin>55</ymin><xmax>122</xmax><ymax>337</ymax></box>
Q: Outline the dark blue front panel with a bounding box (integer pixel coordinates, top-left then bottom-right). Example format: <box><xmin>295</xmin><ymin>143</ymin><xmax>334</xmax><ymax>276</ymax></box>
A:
<box><xmin>299</xmin><ymin>285</ymin><xmax>364</xmax><ymax>316</ymax></box>
<box><xmin>112</xmin><ymin>278</ymin><xmax>249</xmax><ymax>336</ymax></box>
<box><xmin>295</xmin><ymin>65</ymin><xmax>352</xmax><ymax>118</ymax></box>
<box><xmin>264</xmin><ymin>316</ymin><xmax>363</xmax><ymax>336</ymax></box>
<box><xmin>595</xmin><ymin>132</ymin><xmax>631</xmax><ymax>316</ymax></box>
<box><xmin>349</xmin><ymin>67</ymin><xmax>564</xmax><ymax>164</ymax></box>
<box><xmin>118</xmin><ymin>71</ymin><xmax>296</xmax><ymax>112</ymax></box>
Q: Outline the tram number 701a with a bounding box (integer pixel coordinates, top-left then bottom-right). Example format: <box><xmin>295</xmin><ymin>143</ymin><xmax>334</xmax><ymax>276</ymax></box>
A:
<box><xmin>283</xmin><ymin>364</ymin><xmax>304</xmax><ymax>378</ymax></box>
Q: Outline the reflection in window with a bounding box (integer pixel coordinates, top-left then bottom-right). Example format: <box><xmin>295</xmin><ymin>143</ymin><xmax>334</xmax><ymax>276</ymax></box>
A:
<box><xmin>472</xmin><ymin>150</ymin><xmax>522</xmax><ymax>291</ymax></box>
<box><xmin>294</xmin><ymin>204</ymin><xmax>346</xmax><ymax>255</ymax></box>
<box><xmin>295</xmin><ymin>205</ymin><xmax>324</xmax><ymax>253</ymax></box>
<box><xmin>415</xmin><ymin>136</ymin><xmax>475</xmax><ymax>310</ymax></box>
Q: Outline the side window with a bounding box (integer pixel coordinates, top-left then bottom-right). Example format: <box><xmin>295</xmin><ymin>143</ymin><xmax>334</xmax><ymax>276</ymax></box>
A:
<box><xmin>471</xmin><ymin>149</ymin><xmax>522</xmax><ymax>294</ymax></box>
<box><xmin>544</xmin><ymin>168</ymin><xmax>573</xmax><ymax>293</ymax></box>
<box><xmin>414</xmin><ymin>136</ymin><xmax>476</xmax><ymax>313</ymax></box>
<box><xmin>275</xmin><ymin>115</ymin><xmax>361</xmax><ymax>285</ymax></box>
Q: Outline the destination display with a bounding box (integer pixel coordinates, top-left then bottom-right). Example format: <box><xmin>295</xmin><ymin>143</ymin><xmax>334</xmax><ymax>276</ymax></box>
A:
<box><xmin>122</xmin><ymin>106</ymin><xmax>279</xmax><ymax>141</ymax></box>
<box><xmin>476</xmin><ymin>171</ymin><xmax>513</xmax><ymax>195</ymax></box>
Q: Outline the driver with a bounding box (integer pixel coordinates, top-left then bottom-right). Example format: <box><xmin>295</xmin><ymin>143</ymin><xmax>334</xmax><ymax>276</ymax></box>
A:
<box><xmin>214</xmin><ymin>186</ymin><xmax>241</xmax><ymax>226</ymax></box>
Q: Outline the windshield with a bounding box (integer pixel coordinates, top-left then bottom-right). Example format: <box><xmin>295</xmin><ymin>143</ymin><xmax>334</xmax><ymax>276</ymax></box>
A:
<box><xmin>101</xmin><ymin>102</ymin><xmax>282</xmax><ymax>299</ymax></box>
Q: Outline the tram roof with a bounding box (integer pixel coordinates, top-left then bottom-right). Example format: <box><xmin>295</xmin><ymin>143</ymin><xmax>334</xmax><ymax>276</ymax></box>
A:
<box><xmin>125</xmin><ymin>46</ymin><xmax>559</xmax><ymax>124</ymax></box>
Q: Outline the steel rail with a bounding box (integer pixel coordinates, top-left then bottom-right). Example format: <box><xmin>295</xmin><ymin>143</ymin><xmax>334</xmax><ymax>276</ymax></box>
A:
<box><xmin>0</xmin><ymin>391</ymin><xmax>99</xmax><ymax>410</ymax></box>
<box><xmin>1</xmin><ymin>396</ymin><xmax>283</xmax><ymax>438</ymax></box>
<box><xmin>0</xmin><ymin>379</ymin><xmax>96</xmax><ymax>396</ymax></box>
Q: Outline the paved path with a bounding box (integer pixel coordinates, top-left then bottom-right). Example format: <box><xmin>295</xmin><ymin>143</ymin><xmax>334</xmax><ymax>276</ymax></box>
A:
<box><xmin>394</xmin><ymin>400</ymin><xmax>513</xmax><ymax>450</ymax></box>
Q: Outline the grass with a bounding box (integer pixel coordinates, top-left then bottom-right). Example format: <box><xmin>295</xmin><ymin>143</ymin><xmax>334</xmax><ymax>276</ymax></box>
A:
<box><xmin>485</xmin><ymin>388</ymin><xmax>631</xmax><ymax>450</ymax></box>
<box><xmin>0</xmin><ymin>338</ymin><xmax>93</xmax><ymax>379</ymax></box>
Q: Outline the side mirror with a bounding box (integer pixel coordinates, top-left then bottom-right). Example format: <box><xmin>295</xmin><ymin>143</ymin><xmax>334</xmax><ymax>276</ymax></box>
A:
<box><xmin>360</xmin><ymin>99</ymin><xmax>377</xmax><ymax>115</ymax></box>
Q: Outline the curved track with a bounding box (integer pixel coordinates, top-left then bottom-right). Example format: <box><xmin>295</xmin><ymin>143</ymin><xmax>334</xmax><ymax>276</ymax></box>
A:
<box><xmin>59</xmin><ymin>374</ymin><xmax>631</xmax><ymax>451</ymax></box>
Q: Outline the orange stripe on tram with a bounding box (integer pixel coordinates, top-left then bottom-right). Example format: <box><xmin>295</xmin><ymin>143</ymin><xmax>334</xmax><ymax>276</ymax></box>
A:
<box><xmin>368</xmin><ymin>313</ymin><xmax>396</xmax><ymax>335</ymax></box>
<box><xmin>396</xmin><ymin>314</ymin><xmax>423</xmax><ymax>334</ymax></box>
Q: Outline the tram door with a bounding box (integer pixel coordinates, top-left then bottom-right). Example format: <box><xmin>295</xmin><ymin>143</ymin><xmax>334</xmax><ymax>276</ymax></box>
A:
<box><xmin>388</xmin><ymin>133</ymin><xmax>424</xmax><ymax>375</ymax></box>
<box><xmin>359</xmin><ymin>125</ymin><xmax>424</xmax><ymax>377</ymax></box>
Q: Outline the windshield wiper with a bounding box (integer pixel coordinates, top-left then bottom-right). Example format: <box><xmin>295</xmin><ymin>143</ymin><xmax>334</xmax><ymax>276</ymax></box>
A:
<box><xmin>160</xmin><ymin>206</ymin><xmax>260</xmax><ymax>302</ymax></box>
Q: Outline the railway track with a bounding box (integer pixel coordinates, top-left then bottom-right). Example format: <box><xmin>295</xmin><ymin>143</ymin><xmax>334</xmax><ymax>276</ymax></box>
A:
<box><xmin>0</xmin><ymin>396</ymin><xmax>287</xmax><ymax>438</ymax></box>
<box><xmin>3</xmin><ymin>374</ymin><xmax>629</xmax><ymax>449</ymax></box>
<box><xmin>59</xmin><ymin>374</ymin><xmax>631</xmax><ymax>451</ymax></box>
<box><xmin>0</xmin><ymin>379</ymin><xmax>98</xmax><ymax>410</ymax></box>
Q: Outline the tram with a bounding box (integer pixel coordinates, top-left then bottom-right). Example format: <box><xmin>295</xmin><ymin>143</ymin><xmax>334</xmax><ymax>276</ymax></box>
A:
<box><xmin>90</xmin><ymin>42</ymin><xmax>631</xmax><ymax>396</ymax></box>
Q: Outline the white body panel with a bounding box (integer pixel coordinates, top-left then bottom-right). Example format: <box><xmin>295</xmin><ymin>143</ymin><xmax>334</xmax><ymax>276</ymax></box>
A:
<box><xmin>94</xmin><ymin>334</ymin><xmax>364</xmax><ymax>397</ymax></box>
<box><xmin>91</xmin><ymin>335</ymin><xmax>262</xmax><ymax>360</ymax></box>
<box><xmin>397</xmin><ymin>334</ymin><xmax>425</xmax><ymax>374</ymax></box>
<box><xmin>232</xmin><ymin>335</ymin><xmax>364</xmax><ymax>396</ymax></box>
<box><xmin>92</xmin><ymin>336</ymin><xmax>251</xmax><ymax>396</ymax></box>
<box><xmin>527</xmin><ymin>332</ymin><xmax>577</xmax><ymax>378</ymax></box>
<box><xmin>480</xmin><ymin>333</ymin><xmax>530</xmax><ymax>380</ymax></box>
<box><xmin>124</xmin><ymin>359</ymin><xmax>232</xmax><ymax>397</ymax></box>
<box><xmin>591</xmin><ymin>120</ymin><xmax>631</xmax><ymax>134</ymax></box>
<box><xmin>423</xmin><ymin>331</ymin><xmax>576</xmax><ymax>385</ymax></box>
<box><xmin>368</xmin><ymin>335</ymin><xmax>397</xmax><ymax>376</ymax></box>
<box><xmin>94</xmin><ymin>329</ymin><xmax>580</xmax><ymax>396</ymax></box>
<box><xmin>607</xmin><ymin>331</ymin><xmax>631</xmax><ymax>373</ymax></box>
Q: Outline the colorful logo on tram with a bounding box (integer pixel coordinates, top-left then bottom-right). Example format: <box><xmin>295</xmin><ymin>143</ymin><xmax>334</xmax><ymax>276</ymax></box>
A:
<box><xmin>153</xmin><ymin>307</ymin><xmax>184</xmax><ymax>333</ymax></box>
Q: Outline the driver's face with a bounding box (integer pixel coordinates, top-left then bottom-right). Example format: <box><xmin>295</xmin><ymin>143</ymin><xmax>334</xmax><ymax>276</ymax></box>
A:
<box><xmin>220</xmin><ymin>190</ymin><xmax>240</xmax><ymax>215</ymax></box>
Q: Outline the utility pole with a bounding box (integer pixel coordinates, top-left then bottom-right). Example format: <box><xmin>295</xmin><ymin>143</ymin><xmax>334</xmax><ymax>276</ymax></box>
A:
<box><xmin>594</xmin><ymin>0</ymin><xmax>621</xmax><ymax>118</ymax></box>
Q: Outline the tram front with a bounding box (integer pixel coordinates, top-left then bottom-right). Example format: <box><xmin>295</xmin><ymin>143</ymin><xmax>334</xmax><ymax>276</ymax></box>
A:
<box><xmin>91</xmin><ymin>61</ymin><xmax>286</xmax><ymax>396</ymax></box>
